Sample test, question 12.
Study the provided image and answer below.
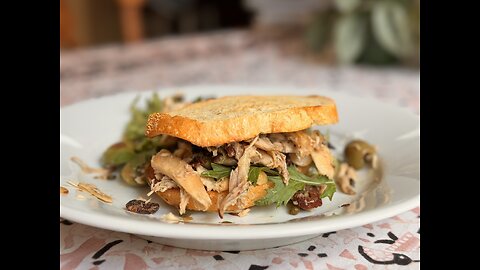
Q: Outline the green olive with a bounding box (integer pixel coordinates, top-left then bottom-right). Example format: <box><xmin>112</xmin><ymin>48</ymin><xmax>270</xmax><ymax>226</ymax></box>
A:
<box><xmin>120</xmin><ymin>162</ymin><xmax>146</xmax><ymax>186</ymax></box>
<box><xmin>288</xmin><ymin>202</ymin><xmax>301</xmax><ymax>215</ymax></box>
<box><xmin>101</xmin><ymin>142</ymin><xmax>135</xmax><ymax>167</ymax></box>
<box><xmin>344</xmin><ymin>140</ymin><xmax>376</xmax><ymax>170</ymax></box>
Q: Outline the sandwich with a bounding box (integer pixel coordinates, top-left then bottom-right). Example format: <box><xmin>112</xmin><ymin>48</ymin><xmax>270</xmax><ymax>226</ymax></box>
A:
<box><xmin>142</xmin><ymin>95</ymin><xmax>339</xmax><ymax>218</ymax></box>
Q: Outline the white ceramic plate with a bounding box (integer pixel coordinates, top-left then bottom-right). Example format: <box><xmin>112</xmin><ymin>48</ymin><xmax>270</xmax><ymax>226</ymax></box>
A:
<box><xmin>60</xmin><ymin>85</ymin><xmax>419</xmax><ymax>251</ymax></box>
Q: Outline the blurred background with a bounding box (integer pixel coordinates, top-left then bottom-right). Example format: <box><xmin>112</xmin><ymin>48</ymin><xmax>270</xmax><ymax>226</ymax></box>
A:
<box><xmin>60</xmin><ymin>0</ymin><xmax>419</xmax><ymax>111</ymax></box>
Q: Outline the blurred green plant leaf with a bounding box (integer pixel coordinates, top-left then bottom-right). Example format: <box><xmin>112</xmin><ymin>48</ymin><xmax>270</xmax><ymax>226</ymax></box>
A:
<box><xmin>334</xmin><ymin>14</ymin><xmax>367</xmax><ymax>64</ymax></box>
<box><xmin>372</xmin><ymin>0</ymin><xmax>413</xmax><ymax>58</ymax></box>
<box><xmin>305</xmin><ymin>15</ymin><xmax>330</xmax><ymax>52</ymax></box>
<box><xmin>357</xmin><ymin>29</ymin><xmax>398</xmax><ymax>65</ymax></box>
<box><xmin>335</xmin><ymin>0</ymin><xmax>361</xmax><ymax>13</ymax></box>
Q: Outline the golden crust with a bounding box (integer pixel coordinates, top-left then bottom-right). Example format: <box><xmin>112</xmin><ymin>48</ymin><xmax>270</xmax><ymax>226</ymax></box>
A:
<box><xmin>156</xmin><ymin>182</ymin><xmax>273</xmax><ymax>212</ymax></box>
<box><xmin>145</xmin><ymin>95</ymin><xmax>339</xmax><ymax>147</ymax></box>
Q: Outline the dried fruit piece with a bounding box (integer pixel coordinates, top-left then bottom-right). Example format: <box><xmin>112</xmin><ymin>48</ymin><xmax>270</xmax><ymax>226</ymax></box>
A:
<box><xmin>291</xmin><ymin>185</ymin><xmax>323</xmax><ymax>210</ymax></box>
<box><xmin>125</xmin><ymin>199</ymin><xmax>160</xmax><ymax>214</ymax></box>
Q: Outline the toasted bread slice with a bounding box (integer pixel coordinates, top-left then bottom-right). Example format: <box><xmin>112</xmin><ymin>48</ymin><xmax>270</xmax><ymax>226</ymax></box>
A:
<box><xmin>145</xmin><ymin>95</ymin><xmax>338</xmax><ymax>147</ymax></box>
<box><xmin>156</xmin><ymin>182</ymin><xmax>273</xmax><ymax>212</ymax></box>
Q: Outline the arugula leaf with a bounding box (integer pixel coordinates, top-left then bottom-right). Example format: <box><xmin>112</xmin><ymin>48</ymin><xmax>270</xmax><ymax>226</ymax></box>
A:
<box><xmin>255</xmin><ymin>176</ymin><xmax>305</xmax><ymax>207</ymax></box>
<box><xmin>248</xmin><ymin>166</ymin><xmax>280</xmax><ymax>184</ymax></box>
<box><xmin>262</xmin><ymin>167</ymin><xmax>280</xmax><ymax>175</ymax></box>
<box><xmin>201</xmin><ymin>164</ymin><xmax>336</xmax><ymax>206</ymax></box>
<box><xmin>124</xmin><ymin>93</ymin><xmax>163</xmax><ymax>144</ymax></box>
<box><xmin>202</xmin><ymin>164</ymin><xmax>281</xmax><ymax>182</ymax></box>
<box><xmin>320</xmin><ymin>183</ymin><xmax>336</xmax><ymax>201</ymax></box>
<box><xmin>101</xmin><ymin>93</ymin><xmax>166</xmax><ymax>170</ymax></box>
<box><xmin>256</xmin><ymin>166</ymin><xmax>337</xmax><ymax>206</ymax></box>
<box><xmin>248</xmin><ymin>167</ymin><xmax>263</xmax><ymax>184</ymax></box>
<box><xmin>288</xmin><ymin>166</ymin><xmax>333</xmax><ymax>185</ymax></box>
<box><xmin>289</xmin><ymin>165</ymin><xmax>336</xmax><ymax>201</ymax></box>
<box><xmin>201</xmin><ymin>163</ymin><xmax>232</xmax><ymax>179</ymax></box>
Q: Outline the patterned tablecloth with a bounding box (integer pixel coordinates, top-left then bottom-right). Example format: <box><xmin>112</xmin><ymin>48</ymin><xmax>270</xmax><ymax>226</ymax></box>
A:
<box><xmin>60</xmin><ymin>30</ymin><xmax>420</xmax><ymax>269</ymax></box>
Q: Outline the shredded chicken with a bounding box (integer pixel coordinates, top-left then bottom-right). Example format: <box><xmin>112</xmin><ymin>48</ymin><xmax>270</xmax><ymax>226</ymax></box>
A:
<box><xmin>335</xmin><ymin>162</ymin><xmax>357</xmax><ymax>195</ymax></box>
<box><xmin>228</xmin><ymin>138</ymin><xmax>259</xmax><ymax>192</ymax></box>
<box><xmin>282</xmin><ymin>131</ymin><xmax>334</xmax><ymax>179</ymax></box>
<box><xmin>286</xmin><ymin>131</ymin><xmax>315</xmax><ymax>156</ymax></box>
<box><xmin>196</xmin><ymin>166</ymin><xmax>229</xmax><ymax>192</ymax></box>
<box><xmin>147</xmin><ymin>176</ymin><xmax>178</xmax><ymax>196</ymax></box>
<box><xmin>267</xmin><ymin>133</ymin><xmax>287</xmax><ymax>142</ymax></box>
<box><xmin>251</xmin><ymin>149</ymin><xmax>289</xmax><ymax>184</ymax></box>
<box><xmin>173</xmin><ymin>141</ymin><xmax>193</xmax><ymax>161</ymax></box>
<box><xmin>250</xmin><ymin>149</ymin><xmax>273</xmax><ymax>167</ymax></box>
<box><xmin>219</xmin><ymin>136</ymin><xmax>259</xmax><ymax>218</ymax></box>
<box><xmin>227</xmin><ymin>168</ymin><xmax>239</xmax><ymax>193</ymax></box>
<box><xmin>236</xmin><ymin>208</ymin><xmax>251</xmax><ymax>217</ymax></box>
<box><xmin>285</xmin><ymin>130</ymin><xmax>326</xmax><ymax>155</ymax></box>
<box><xmin>311</xmin><ymin>144</ymin><xmax>335</xmax><ymax>179</ymax></box>
<box><xmin>311</xmin><ymin>130</ymin><xmax>327</xmax><ymax>151</ymax></box>
<box><xmin>222</xmin><ymin>181</ymin><xmax>252</xmax><ymax>217</ymax></box>
<box><xmin>151</xmin><ymin>150</ymin><xmax>212</xmax><ymax>210</ymax></box>
<box><xmin>267</xmin><ymin>133</ymin><xmax>296</xmax><ymax>153</ymax></box>
<box><xmin>229</xmin><ymin>142</ymin><xmax>246</xmax><ymax>160</ymax></box>
<box><xmin>289</xmin><ymin>152</ymin><xmax>313</xmax><ymax>167</ymax></box>
<box><xmin>179</xmin><ymin>188</ymin><xmax>190</xmax><ymax>215</ymax></box>
<box><xmin>254</xmin><ymin>136</ymin><xmax>283</xmax><ymax>152</ymax></box>
<box><xmin>146</xmin><ymin>128</ymin><xmax>336</xmax><ymax>218</ymax></box>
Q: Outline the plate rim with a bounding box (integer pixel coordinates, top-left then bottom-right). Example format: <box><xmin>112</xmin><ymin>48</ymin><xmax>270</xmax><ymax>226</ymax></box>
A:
<box><xmin>61</xmin><ymin>85</ymin><xmax>419</xmax><ymax>240</ymax></box>
<box><xmin>60</xmin><ymin>195</ymin><xmax>419</xmax><ymax>239</ymax></box>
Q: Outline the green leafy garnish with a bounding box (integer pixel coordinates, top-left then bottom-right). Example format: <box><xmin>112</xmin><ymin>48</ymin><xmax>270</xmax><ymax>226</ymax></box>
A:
<box><xmin>100</xmin><ymin>93</ymin><xmax>167</xmax><ymax>184</ymax></box>
<box><xmin>248</xmin><ymin>166</ymin><xmax>279</xmax><ymax>184</ymax></box>
<box><xmin>255</xmin><ymin>176</ymin><xmax>305</xmax><ymax>207</ymax></box>
<box><xmin>288</xmin><ymin>165</ymin><xmax>336</xmax><ymax>201</ymax></box>
<box><xmin>201</xmin><ymin>164</ymin><xmax>280</xmax><ymax>183</ymax></box>
<box><xmin>124</xmin><ymin>93</ymin><xmax>163</xmax><ymax>144</ymax></box>
<box><xmin>288</xmin><ymin>166</ymin><xmax>332</xmax><ymax>186</ymax></box>
<box><xmin>255</xmin><ymin>166</ymin><xmax>337</xmax><ymax>206</ymax></box>
<box><xmin>201</xmin><ymin>163</ymin><xmax>232</xmax><ymax>179</ymax></box>
<box><xmin>320</xmin><ymin>183</ymin><xmax>336</xmax><ymax>201</ymax></box>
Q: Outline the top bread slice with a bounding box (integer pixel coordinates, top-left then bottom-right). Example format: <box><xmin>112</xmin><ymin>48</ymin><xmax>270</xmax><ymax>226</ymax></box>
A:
<box><xmin>145</xmin><ymin>95</ymin><xmax>338</xmax><ymax>147</ymax></box>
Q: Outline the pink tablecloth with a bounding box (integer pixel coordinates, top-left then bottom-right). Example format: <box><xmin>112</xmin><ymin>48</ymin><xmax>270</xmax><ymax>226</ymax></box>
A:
<box><xmin>60</xmin><ymin>30</ymin><xmax>420</xmax><ymax>269</ymax></box>
<box><xmin>60</xmin><ymin>207</ymin><xmax>419</xmax><ymax>269</ymax></box>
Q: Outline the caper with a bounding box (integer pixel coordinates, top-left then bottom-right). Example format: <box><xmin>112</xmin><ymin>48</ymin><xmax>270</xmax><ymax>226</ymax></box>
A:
<box><xmin>288</xmin><ymin>202</ymin><xmax>301</xmax><ymax>215</ymax></box>
<box><xmin>344</xmin><ymin>140</ymin><xmax>376</xmax><ymax>170</ymax></box>
<box><xmin>121</xmin><ymin>162</ymin><xmax>146</xmax><ymax>186</ymax></box>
